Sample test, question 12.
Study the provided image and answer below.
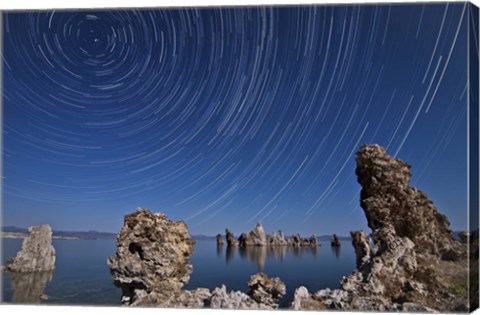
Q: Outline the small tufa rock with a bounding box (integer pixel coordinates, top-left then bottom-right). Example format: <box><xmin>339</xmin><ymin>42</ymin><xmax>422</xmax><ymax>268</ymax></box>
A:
<box><xmin>290</xmin><ymin>286</ymin><xmax>326</xmax><ymax>311</ymax></box>
<box><xmin>331</xmin><ymin>234</ymin><xmax>341</xmax><ymax>247</ymax></box>
<box><xmin>7</xmin><ymin>224</ymin><xmax>56</xmax><ymax>272</ymax></box>
<box><xmin>210</xmin><ymin>273</ymin><xmax>285</xmax><ymax>310</ymax></box>
<box><xmin>309</xmin><ymin>234</ymin><xmax>319</xmax><ymax>247</ymax></box>
<box><xmin>247</xmin><ymin>272</ymin><xmax>286</xmax><ymax>308</ymax></box>
<box><xmin>216</xmin><ymin>234</ymin><xmax>225</xmax><ymax>246</ymax></box>
<box><xmin>225</xmin><ymin>229</ymin><xmax>239</xmax><ymax>247</ymax></box>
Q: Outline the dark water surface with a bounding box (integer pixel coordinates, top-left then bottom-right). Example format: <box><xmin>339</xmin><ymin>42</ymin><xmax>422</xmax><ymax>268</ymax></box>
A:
<box><xmin>2</xmin><ymin>238</ymin><xmax>355</xmax><ymax>306</ymax></box>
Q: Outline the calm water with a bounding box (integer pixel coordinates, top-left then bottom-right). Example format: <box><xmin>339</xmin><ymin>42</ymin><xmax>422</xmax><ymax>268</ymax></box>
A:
<box><xmin>2</xmin><ymin>238</ymin><xmax>355</xmax><ymax>306</ymax></box>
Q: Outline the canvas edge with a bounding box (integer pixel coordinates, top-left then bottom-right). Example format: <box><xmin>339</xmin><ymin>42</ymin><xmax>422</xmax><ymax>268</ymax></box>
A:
<box><xmin>468</xmin><ymin>1</ymin><xmax>480</xmax><ymax>313</ymax></box>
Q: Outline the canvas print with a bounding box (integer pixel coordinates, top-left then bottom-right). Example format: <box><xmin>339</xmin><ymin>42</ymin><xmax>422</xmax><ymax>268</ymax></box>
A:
<box><xmin>1</xmin><ymin>1</ymin><xmax>479</xmax><ymax>313</ymax></box>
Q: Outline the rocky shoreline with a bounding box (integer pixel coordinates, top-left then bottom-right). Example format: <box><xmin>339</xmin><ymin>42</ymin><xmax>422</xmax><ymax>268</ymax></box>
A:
<box><xmin>1</xmin><ymin>232</ymin><xmax>82</xmax><ymax>240</ymax></box>
<box><xmin>106</xmin><ymin>144</ymin><xmax>472</xmax><ymax>311</ymax></box>
<box><xmin>290</xmin><ymin>145</ymin><xmax>469</xmax><ymax>312</ymax></box>
<box><xmin>1</xmin><ymin>144</ymin><xmax>472</xmax><ymax>310</ymax></box>
<box><xmin>107</xmin><ymin>208</ymin><xmax>291</xmax><ymax>308</ymax></box>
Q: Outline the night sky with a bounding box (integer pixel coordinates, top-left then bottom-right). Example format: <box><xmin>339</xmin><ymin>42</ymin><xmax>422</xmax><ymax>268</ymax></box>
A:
<box><xmin>2</xmin><ymin>3</ymin><xmax>469</xmax><ymax>236</ymax></box>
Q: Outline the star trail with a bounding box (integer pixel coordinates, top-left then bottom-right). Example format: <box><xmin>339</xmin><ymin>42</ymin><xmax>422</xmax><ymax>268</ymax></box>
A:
<box><xmin>2</xmin><ymin>3</ymin><xmax>469</xmax><ymax>235</ymax></box>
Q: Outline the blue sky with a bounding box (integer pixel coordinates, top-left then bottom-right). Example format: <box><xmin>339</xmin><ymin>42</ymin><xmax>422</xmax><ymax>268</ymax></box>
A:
<box><xmin>2</xmin><ymin>3</ymin><xmax>469</xmax><ymax>236</ymax></box>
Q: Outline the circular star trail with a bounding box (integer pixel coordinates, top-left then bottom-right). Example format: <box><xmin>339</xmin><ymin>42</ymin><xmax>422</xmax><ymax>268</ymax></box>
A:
<box><xmin>2</xmin><ymin>4</ymin><xmax>469</xmax><ymax>234</ymax></box>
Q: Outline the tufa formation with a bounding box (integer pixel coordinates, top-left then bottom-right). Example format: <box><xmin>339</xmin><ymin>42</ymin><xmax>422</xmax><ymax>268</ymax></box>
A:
<box><xmin>225</xmin><ymin>222</ymin><xmax>318</xmax><ymax>248</ymax></box>
<box><xmin>290</xmin><ymin>144</ymin><xmax>468</xmax><ymax>312</ymax></box>
<box><xmin>108</xmin><ymin>208</ymin><xmax>286</xmax><ymax>309</ymax></box>
<box><xmin>7</xmin><ymin>224</ymin><xmax>56</xmax><ymax>273</ymax></box>
<box><xmin>107</xmin><ymin>208</ymin><xmax>196</xmax><ymax>305</ymax></box>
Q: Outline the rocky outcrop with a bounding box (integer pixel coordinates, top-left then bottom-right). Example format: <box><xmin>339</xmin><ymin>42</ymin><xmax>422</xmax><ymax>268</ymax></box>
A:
<box><xmin>238</xmin><ymin>222</ymin><xmax>267</xmax><ymax>246</ymax></box>
<box><xmin>290</xmin><ymin>144</ymin><xmax>468</xmax><ymax>312</ymax></box>
<box><xmin>267</xmin><ymin>230</ymin><xmax>287</xmax><ymax>245</ymax></box>
<box><xmin>141</xmin><ymin>272</ymin><xmax>286</xmax><ymax>310</ymax></box>
<box><xmin>210</xmin><ymin>285</ymin><xmax>261</xmax><ymax>309</ymax></box>
<box><xmin>108</xmin><ymin>208</ymin><xmax>287</xmax><ymax>309</ymax></box>
<box><xmin>216</xmin><ymin>234</ymin><xmax>225</xmax><ymax>246</ymax></box>
<box><xmin>350</xmin><ymin>230</ymin><xmax>370</xmax><ymax>268</ymax></box>
<box><xmin>291</xmin><ymin>286</ymin><xmax>327</xmax><ymax>310</ymax></box>
<box><xmin>309</xmin><ymin>234</ymin><xmax>319</xmax><ymax>247</ymax></box>
<box><xmin>247</xmin><ymin>272</ymin><xmax>286</xmax><ymax>308</ymax></box>
<box><xmin>355</xmin><ymin>144</ymin><xmax>462</xmax><ymax>261</ymax></box>
<box><xmin>285</xmin><ymin>233</ymin><xmax>318</xmax><ymax>247</ymax></box>
<box><xmin>210</xmin><ymin>273</ymin><xmax>285</xmax><ymax>310</ymax></box>
<box><xmin>7</xmin><ymin>225</ymin><xmax>56</xmax><ymax>272</ymax></box>
<box><xmin>225</xmin><ymin>223</ymin><xmax>318</xmax><ymax>247</ymax></box>
<box><xmin>129</xmin><ymin>287</ymin><xmax>212</xmax><ymax>308</ymax></box>
<box><xmin>107</xmin><ymin>208</ymin><xmax>197</xmax><ymax>305</ymax></box>
<box><xmin>225</xmin><ymin>229</ymin><xmax>239</xmax><ymax>247</ymax></box>
<box><xmin>330</xmin><ymin>234</ymin><xmax>341</xmax><ymax>247</ymax></box>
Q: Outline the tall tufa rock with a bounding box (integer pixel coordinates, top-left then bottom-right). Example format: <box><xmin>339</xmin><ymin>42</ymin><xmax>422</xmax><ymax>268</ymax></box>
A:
<box><xmin>330</xmin><ymin>234</ymin><xmax>341</xmax><ymax>247</ymax></box>
<box><xmin>107</xmin><ymin>208</ymin><xmax>196</xmax><ymax>305</ymax></box>
<box><xmin>247</xmin><ymin>272</ymin><xmax>286</xmax><ymax>308</ymax></box>
<box><xmin>7</xmin><ymin>225</ymin><xmax>56</xmax><ymax>272</ymax></box>
<box><xmin>290</xmin><ymin>145</ymin><xmax>468</xmax><ymax>312</ymax></box>
<box><xmin>238</xmin><ymin>222</ymin><xmax>267</xmax><ymax>246</ymax></box>
<box><xmin>355</xmin><ymin>144</ymin><xmax>461</xmax><ymax>260</ymax></box>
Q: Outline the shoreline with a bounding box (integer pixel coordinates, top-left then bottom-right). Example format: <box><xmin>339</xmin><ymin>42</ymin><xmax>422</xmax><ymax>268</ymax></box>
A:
<box><xmin>1</xmin><ymin>232</ymin><xmax>84</xmax><ymax>240</ymax></box>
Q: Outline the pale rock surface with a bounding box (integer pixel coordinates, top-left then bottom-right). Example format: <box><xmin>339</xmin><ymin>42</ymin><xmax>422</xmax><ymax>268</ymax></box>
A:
<box><xmin>210</xmin><ymin>272</ymin><xmax>285</xmax><ymax>310</ymax></box>
<box><xmin>7</xmin><ymin>225</ymin><xmax>56</xmax><ymax>272</ymax></box>
<box><xmin>107</xmin><ymin>208</ymin><xmax>195</xmax><ymax>305</ymax></box>
<box><xmin>247</xmin><ymin>272</ymin><xmax>286</xmax><ymax>308</ymax></box>
<box><xmin>210</xmin><ymin>285</ymin><xmax>261</xmax><ymax>309</ymax></box>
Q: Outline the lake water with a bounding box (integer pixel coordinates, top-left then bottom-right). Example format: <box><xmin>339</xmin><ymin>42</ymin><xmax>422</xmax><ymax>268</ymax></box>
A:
<box><xmin>1</xmin><ymin>238</ymin><xmax>356</xmax><ymax>306</ymax></box>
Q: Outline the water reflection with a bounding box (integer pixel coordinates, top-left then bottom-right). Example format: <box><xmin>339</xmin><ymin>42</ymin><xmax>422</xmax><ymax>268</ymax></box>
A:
<box><xmin>221</xmin><ymin>245</ymin><xmax>320</xmax><ymax>269</ymax></box>
<box><xmin>216</xmin><ymin>244</ymin><xmax>224</xmax><ymax>257</ymax></box>
<box><xmin>331</xmin><ymin>245</ymin><xmax>341</xmax><ymax>260</ymax></box>
<box><xmin>225</xmin><ymin>244</ymin><xmax>235</xmax><ymax>263</ymax></box>
<box><xmin>9</xmin><ymin>271</ymin><xmax>53</xmax><ymax>304</ymax></box>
